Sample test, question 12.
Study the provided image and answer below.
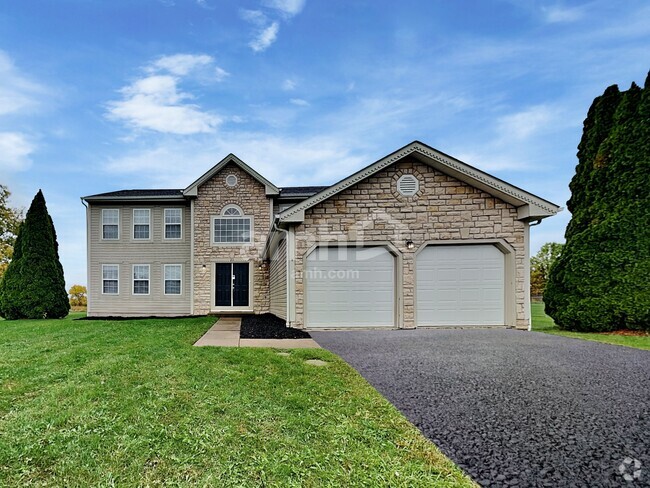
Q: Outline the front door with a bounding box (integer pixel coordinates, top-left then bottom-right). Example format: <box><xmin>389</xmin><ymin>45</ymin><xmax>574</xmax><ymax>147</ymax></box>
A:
<box><xmin>215</xmin><ymin>263</ymin><xmax>250</xmax><ymax>307</ymax></box>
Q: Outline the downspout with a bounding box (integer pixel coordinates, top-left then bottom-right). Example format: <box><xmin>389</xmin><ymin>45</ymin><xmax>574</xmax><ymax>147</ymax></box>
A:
<box><xmin>80</xmin><ymin>198</ymin><xmax>90</xmax><ymax>316</ymax></box>
<box><xmin>267</xmin><ymin>217</ymin><xmax>291</xmax><ymax>326</ymax></box>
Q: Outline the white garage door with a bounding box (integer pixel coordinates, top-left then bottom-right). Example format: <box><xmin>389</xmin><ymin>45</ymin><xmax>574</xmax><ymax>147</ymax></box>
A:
<box><xmin>306</xmin><ymin>246</ymin><xmax>395</xmax><ymax>328</ymax></box>
<box><xmin>417</xmin><ymin>245</ymin><xmax>505</xmax><ymax>326</ymax></box>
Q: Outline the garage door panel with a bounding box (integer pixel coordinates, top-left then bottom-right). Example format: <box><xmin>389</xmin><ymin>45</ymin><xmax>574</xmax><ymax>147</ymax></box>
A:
<box><xmin>417</xmin><ymin>244</ymin><xmax>505</xmax><ymax>326</ymax></box>
<box><xmin>306</xmin><ymin>247</ymin><xmax>395</xmax><ymax>328</ymax></box>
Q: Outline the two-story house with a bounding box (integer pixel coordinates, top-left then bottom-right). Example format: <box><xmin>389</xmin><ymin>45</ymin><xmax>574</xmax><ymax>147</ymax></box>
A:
<box><xmin>82</xmin><ymin>141</ymin><xmax>560</xmax><ymax>329</ymax></box>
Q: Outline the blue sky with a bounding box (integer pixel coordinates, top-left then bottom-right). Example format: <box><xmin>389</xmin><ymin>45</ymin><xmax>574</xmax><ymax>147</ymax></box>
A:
<box><xmin>0</xmin><ymin>0</ymin><xmax>648</xmax><ymax>288</ymax></box>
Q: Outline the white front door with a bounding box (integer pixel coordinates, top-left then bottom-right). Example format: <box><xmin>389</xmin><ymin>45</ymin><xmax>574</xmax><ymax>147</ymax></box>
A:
<box><xmin>305</xmin><ymin>246</ymin><xmax>395</xmax><ymax>328</ymax></box>
<box><xmin>416</xmin><ymin>244</ymin><xmax>505</xmax><ymax>326</ymax></box>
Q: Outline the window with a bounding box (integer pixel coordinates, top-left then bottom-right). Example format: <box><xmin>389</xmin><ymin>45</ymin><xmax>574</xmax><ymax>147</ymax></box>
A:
<box><xmin>133</xmin><ymin>209</ymin><xmax>150</xmax><ymax>239</ymax></box>
<box><xmin>164</xmin><ymin>264</ymin><xmax>182</xmax><ymax>295</ymax></box>
<box><xmin>133</xmin><ymin>265</ymin><xmax>150</xmax><ymax>295</ymax></box>
<box><xmin>213</xmin><ymin>205</ymin><xmax>252</xmax><ymax>244</ymax></box>
<box><xmin>102</xmin><ymin>209</ymin><xmax>119</xmax><ymax>239</ymax></box>
<box><xmin>164</xmin><ymin>208</ymin><xmax>182</xmax><ymax>239</ymax></box>
<box><xmin>397</xmin><ymin>174</ymin><xmax>419</xmax><ymax>196</ymax></box>
<box><xmin>102</xmin><ymin>265</ymin><xmax>119</xmax><ymax>294</ymax></box>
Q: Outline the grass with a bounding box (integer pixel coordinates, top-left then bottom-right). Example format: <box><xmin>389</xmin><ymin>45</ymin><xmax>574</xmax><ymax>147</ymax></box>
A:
<box><xmin>531</xmin><ymin>302</ymin><xmax>650</xmax><ymax>350</ymax></box>
<box><xmin>0</xmin><ymin>314</ymin><xmax>474</xmax><ymax>487</ymax></box>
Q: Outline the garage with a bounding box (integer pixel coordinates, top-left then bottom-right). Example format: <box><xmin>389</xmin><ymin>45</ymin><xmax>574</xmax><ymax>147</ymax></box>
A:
<box><xmin>305</xmin><ymin>246</ymin><xmax>395</xmax><ymax>328</ymax></box>
<box><xmin>416</xmin><ymin>244</ymin><xmax>505</xmax><ymax>326</ymax></box>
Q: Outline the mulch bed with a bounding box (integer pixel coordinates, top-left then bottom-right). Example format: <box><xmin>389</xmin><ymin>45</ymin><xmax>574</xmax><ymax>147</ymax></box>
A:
<box><xmin>240</xmin><ymin>314</ymin><xmax>311</xmax><ymax>339</ymax></box>
<box><xmin>597</xmin><ymin>329</ymin><xmax>650</xmax><ymax>337</ymax></box>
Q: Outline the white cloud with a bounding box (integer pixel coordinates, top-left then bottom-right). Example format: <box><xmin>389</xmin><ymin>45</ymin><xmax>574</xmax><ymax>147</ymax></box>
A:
<box><xmin>150</xmin><ymin>53</ymin><xmax>213</xmax><ymax>76</ymax></box>
<box><xmin>250</xmin><ymin>22</ymin><xmax>280</xmax><ymax>52</ymax></box>
<box><xmin>0</xmin><ymin>132</ymin><xmax>35</xmax><ymax>172</ymax></box>
<box><xmin>0</xmin><ymin>50</ymin><xmax>46</xmax><ymax>116</ymax></box>
<box><xmin>290</xmin><ymin>98</ymin><xmax>309</xmax><ymax>107</ymax></box>
<box><xmin>496</xmin><ymin>105</ymin><xmax>557</xmax><ymax>140</ymax></box>
<box><xmin>240</xmin><ymin>9</ymin><xmax>268</xmax><ymax>26</ymax></box>
<box><xmin>241</xmin><ymin>1</ymin><xmax>305</xmax><ymax>52</ymax></box>
<box><xmin>542</xmin><ymin>5</ymin><xmax>584</xmax><ymax>23</ymax></box>
<box><xmin>106</xmin><ymin>54</ymin><xmax>226</xmax><ymax>135</ymax></box>
<box><xmin>282</xmin><ymin>78</ymin><xmax>297</xmax><ymax>90</ymax></box>
<box><xmin>103</xmin><ymin>132</ymin><xmax>366</xmax><ymax>188</ymax></box>
<box><xmin>107</xmin><ymin>74</ymin><xmax>221</xmax><ymax>134</ymax></box>
<box><xmin>263</xmin><ymin>0</ymin><xmax>305</xmax><ymax>17</ymax></box>
<box><xmin>149</xmin><ymin>53</ymin><xmax>230</xmax><ymax>81</ymax></box>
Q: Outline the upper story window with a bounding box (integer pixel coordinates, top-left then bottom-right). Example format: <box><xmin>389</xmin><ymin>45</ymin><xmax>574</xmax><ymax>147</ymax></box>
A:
<box><xmin>164</xmin><ymin>208</ymin><xmax>182</xmax><ymax>239</ymax></box>
<box><xmin>213</xmin><ymin>205</ymin><xmax>251</xmax><ymax>244</ymax></box>
<box><xmin>132</xmin><ymin>264</ymin><xmax>150</xmax><ymax>295</ymax></box>
<box><xmin>102</xmin><ymin>209</ymin><xmax>119</xmax><ymax>240</ymax></box>
<box><xmin>133</xmin><ymin>209</ymin><xmax>150</xmax><ymax>239</ymax></box>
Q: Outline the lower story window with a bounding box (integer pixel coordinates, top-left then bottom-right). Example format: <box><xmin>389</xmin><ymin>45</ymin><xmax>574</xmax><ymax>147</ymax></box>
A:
<box><xmin>133</xmin><ymin>264</ymin><xmax>150</xmax><ymax>295</ymax></box>
<box><xmin>164</xmin><ymin>264</ymin><xmax>182</xmax><ymax>295</ymax></box>
<box><xmin>102</xmin><ymin>264</ymin><xmax>119</xmax><ymax>294</ymax></box>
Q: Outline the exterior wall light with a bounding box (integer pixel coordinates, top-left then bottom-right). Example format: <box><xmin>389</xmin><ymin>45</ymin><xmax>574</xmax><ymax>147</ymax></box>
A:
<box><xmin>406</xmin><ymin>240</ymin><xmax>415</xmax><ymax>250</ymax></box>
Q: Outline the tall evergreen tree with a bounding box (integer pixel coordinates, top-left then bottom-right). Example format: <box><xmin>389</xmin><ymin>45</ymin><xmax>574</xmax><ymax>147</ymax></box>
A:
<box><xmin>545</xmin><ymin>73</ymin><xmax>650</xmax><ymax>331</ymax></box>
<box><xmin>0</xmin><ymin>190</ymin><xmax>70</xmax><ymax>319</ymax></box>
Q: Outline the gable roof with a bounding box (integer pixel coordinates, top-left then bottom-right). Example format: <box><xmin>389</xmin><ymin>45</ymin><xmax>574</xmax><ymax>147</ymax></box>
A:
<box><xmin>277</xmin><ymin>141</ymin><xmax>562</xmax><ymax>223</ymax></box>
<box><xmin>82</xmin><ymin>189</ymin><xmax>185</xmax><ymax>202</ymax></box>
<box><xmin>183</xmin><ymin>153</ymin><xmax>279</xmax><ymax>197</ymax></box>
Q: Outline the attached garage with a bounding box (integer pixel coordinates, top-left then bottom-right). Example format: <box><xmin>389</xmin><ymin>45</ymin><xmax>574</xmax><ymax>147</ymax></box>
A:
<box><xmin>305</xmin><ymin>246</ymin><xmax>395</xmax><ymax>328</ymax></box>
<box><xmin>416</xmin><ymin>244</ymin><xmax>506</xmax><ymax>326</ymax></box>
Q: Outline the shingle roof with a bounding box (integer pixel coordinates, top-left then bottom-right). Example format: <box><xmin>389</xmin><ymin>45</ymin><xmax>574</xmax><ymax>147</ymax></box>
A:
<box><xmin>83</xmin><ymin>189</ymin><xmax>184</xmax><ymax>200</ymax></box>
<box><xmin>279</xmin><ymin>186</ymin><xmax>330</xmax><ymax>197</ymax></box>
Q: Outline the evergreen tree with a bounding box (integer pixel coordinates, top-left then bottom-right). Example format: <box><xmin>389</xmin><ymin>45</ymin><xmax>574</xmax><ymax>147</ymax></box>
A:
<box><xmin>0</xmin><ymin>190</ymin><xmax>70</xmax><ymax>319</ymax></box>
<box><xmin>545</xmin><ymin>73</ymin><xmax>650</xmax><ymax>331</ymax></box>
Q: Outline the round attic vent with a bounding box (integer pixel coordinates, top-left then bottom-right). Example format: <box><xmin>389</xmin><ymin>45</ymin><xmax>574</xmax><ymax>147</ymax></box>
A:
<box><xmin>225</xmin><ymin>174</ymin><xmax>238</xmax><ymax>187</ymax></box>
<box><xmin>397</xmin><ymin>174</ymin><xmax>419</xmax><ymax>196</ymax></box>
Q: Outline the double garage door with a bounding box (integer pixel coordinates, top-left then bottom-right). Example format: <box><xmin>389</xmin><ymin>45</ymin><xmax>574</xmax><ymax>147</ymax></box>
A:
<box><xmin>305</xmin><ymin>244</ymin><xmax>505</xmax><ymax>328</ymax></box>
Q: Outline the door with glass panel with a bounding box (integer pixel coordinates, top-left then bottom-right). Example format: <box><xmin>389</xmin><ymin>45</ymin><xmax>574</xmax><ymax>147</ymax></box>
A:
<box><xmin>215</xmin><ymin>263</ymin><xmax>249</xmax><ymax>307</ymax></box>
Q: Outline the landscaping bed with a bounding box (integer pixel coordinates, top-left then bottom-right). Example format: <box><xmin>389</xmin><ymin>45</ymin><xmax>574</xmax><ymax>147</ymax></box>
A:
<box><xmin>240</xmin><ymin>313</ymin><xmax>311</xmax><ymax>339</ymax></box>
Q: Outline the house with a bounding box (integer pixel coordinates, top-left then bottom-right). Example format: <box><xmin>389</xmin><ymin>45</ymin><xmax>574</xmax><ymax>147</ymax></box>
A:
<box><xmin>82</xmin><ymin>141</ymin><xmax>560</xmax><ymax>329</ymax></box>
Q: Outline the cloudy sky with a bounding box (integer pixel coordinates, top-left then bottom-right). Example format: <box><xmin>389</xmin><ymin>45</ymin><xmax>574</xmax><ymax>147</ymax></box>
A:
<box><xmin>0</xmin><ymin>0</ymin><xmax>648</xmax><ymax>287</ymax></box>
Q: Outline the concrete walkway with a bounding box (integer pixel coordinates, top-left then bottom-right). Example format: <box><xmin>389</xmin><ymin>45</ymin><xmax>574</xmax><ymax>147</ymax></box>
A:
<box><xmin>194</xmin><ymin>317</ymin><xmax>321</xmax><ymax>349</ymax></box>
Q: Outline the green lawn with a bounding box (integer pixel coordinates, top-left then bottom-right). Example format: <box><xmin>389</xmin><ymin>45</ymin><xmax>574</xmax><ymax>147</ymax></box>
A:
<box><xmin>0</xmin><ymin>314</ymin><xmax>474</xmax><ymax>487</ymax></box>
<box><xmin>531</xmin><ymin>302</ymin><xmax>650</xmax><ymax>350</ymax></box>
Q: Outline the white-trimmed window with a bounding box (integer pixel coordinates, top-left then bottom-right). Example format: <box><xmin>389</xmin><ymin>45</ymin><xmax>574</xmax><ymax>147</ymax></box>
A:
<box><xmin>164</xmin><ymin>264</ymin><xmax>182</xmax><ymax>295</ymax></box>
<box><xmin>213</xmin><ymin>205</ymin><xmax>252</xmax><ymax>244</ymax></box>
<box><xmin>102</xmin><ymin>209</ymin><xmax>119</xmax><ymax>239</ymax></box>
<box><xmin>133</xmin><ymin>209</ymin><xmax>150</xmax><ymax>239</ymax></box>
<box><xmin>132</xmin><ymin>265</ymin><xmax>150</xmax><ymax>295</ymax></box>
<box><xmin>102</xmin><ymin>265</ymin><xmax>119</xmax><ymax>294</ymax></box>
<box><xmin>164</xmin><ymin>208</ymin><xmax>182</xmax><ymax>239</ymax></box>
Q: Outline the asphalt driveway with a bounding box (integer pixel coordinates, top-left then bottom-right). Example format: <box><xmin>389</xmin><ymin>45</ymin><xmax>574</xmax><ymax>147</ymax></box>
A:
<box><xmin>311</xmin><ymin>329</ymin><xmax>650</xmax><ymax>487</ymax></box>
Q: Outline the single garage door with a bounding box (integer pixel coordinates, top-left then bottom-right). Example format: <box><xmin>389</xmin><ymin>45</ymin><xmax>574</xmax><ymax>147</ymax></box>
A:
<box><xmin>305</xmin><ymin>246</ymin><xmax>395</xmax><ymax>328</ymax></box>
<box><xmin>417</xmin><ymin>244</ymin><xmax>505</xmax><ymax>326</ymax></box>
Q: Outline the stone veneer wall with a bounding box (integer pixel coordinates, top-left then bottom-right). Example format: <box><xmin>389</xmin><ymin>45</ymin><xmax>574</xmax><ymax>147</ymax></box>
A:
<box><xmin>292</xmin><ymin>158</ymin><xmax>527</xmax><ymax>329</ymax></box>
<box><xmin>192</xmin><ymin>163</ymin><xmax>271</xmax><ymax>314</ymax></box>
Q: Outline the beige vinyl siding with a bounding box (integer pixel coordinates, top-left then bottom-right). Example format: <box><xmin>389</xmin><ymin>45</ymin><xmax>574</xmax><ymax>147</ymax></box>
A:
<box><xmin>87</xmin><ymin>203</ymin><xmax>192</xmax><ymax>317</ymax></box>
<box><xmin>269</xmin><ymin>237</ymin><xmax>287</xmax><ymax>320</ymax></box>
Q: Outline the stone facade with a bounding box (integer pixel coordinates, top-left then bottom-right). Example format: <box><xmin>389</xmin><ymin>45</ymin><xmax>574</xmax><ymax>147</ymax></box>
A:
<box><xmin>192</xmin><ymin>163</ymin><xmax>271</xmax><ymax>314</ymax></box>
<box><xmin>292</xmin><ymin>158</ymin><xmax>527</xmax><ymax>329</ymax></box>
